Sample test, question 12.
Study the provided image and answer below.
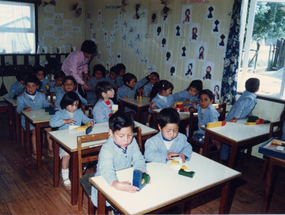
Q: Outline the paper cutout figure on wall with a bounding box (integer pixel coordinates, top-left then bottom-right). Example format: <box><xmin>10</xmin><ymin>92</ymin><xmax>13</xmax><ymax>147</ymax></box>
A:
<box><xmin>151</xmin><ymin>12</ymin><xmax>157</xmax><ymax>23</ymax></box>
<box><xmin>219</xmin><ymin>34</ymin><xmax>225</xmax><ymax>46</ymax></box>
<box><xmin>123</xmin><ymin>20</ymin><xmax>129</xmax><ymax>28</ymax></box>
<box><xmin>162</xmin><ymin>38</ymin><xmax>166</xmax><ymax>47</ymax></box>
<box><xmin>199</xmin><ymin>46</ymin><xmax>204</xmax><ymax>60</ymax></box>
<box><xmin>135</xmin><ymin>33</ymin><xmax>142</xmax><ymax>42</ymax></box>
<box><xmin>166</xmin><ymin>52</ymin><xmax>171</xmax><ymax>61</ymax></box>
<box><xmin>185</xmin><ymin>63</ymin><xmax>193</xmax><ymax>76</ymax></box>
<box><xmin>181</xmin><ymin>46</ymin><xmax>186</xmax><ymax>57</ymax></box>
<box><xmin>117</xmin><ymin>52</ymin><xmax>121</xmax><ymax>63</ymax></box>
<box><xmin>117</xmin><ymin>0</ymin><xmax>128</xmax><ymax>13</ymax></box>
<box><xmin>183</xmin><ymin>9</ymin><xmax>190</xmax><ymax>24</ymax></box>
<box><xmin>71</xmin><ymin>3</ymin><xmax>82</xmax><ymax>18</ymax></box>
<box><xmin>170</xmin><ymin>66</ymin><xmax>176</xmax><ymax>78</ymax></box>
<box><xmin>157</xmin><ymin>26</ymin><xmax>162</xmax><ymax>36</ymax></box>
<box><xmin>161</xmin><ymin>1</ymin><xmax>170</xmax><ymax>21</ymax></box>
<box><xmin>43</xmin><ymin>0</ymin><xmax>56</xmax><ymax>7</ymax></box>
<box><xmin>214</xmin><ymin>85</ymin><xmax>220</xmax><ymax>99</ymax></box>
<box><xmin>207</xmin><ymin>6</ymin><xmax>214</xmax><ymax>19</ymax></box>
<box><xmin>192</xmin><ymin>27</ymin><xmax>198</xmax><ymax>41</ymax></box>
<box><xmin>175</xmin><ymin>25</ymin><xmax>181</xmax><ymax>37</ymax></box>
<box><xmin>203</xmin><ymin>66</ymin><xmax>212</xmax><ymax>80</ymax></box>
<box><xmin>213</xmin><ymin>20</ymin><xmax>220</xmax><ymax>32</ymax></box>
<box><xmin>133</xmin><ymin>4</ymin><xmax>140</xmax><ymax>19</ymax></box>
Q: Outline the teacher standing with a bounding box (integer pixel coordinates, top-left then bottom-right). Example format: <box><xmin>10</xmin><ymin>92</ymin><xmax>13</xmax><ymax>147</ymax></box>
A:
<box><xmin>61</xmin><ymin>40</ymin><xmax>97</xmax><ymax>95</ymax></box>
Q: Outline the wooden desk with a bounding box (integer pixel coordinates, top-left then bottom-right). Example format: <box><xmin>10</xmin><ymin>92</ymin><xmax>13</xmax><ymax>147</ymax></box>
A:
<box><xmin>4</xmin><ymin>97</ymin><xmax>21</xmax><ymax>144</ymax></box>
<box><xmin>119</xmin><ymin>97</ymin><xmax>150</xmax><ymax>121</ymax></box>
<box><xmin>49</xmin><ymin>121</ymin><xmax>157</xmax><ymax>206</ymax></box>
<box><xmin>90</xmin><ymin>152</ymin><xmax>241</xmax><ymax>214</ymax></box>
<box><xmin>21</xmin><ymin>109</ymin><xmax>55</xmax><ymax>168</ymax></box>
<box><xmin>201</xmin><ymin>119</ymin><xmax>270</xmax><ymax>168</ymax></box>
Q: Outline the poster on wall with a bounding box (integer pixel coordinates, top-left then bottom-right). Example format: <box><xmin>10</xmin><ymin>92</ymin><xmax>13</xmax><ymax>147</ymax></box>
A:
<box><xmin>188</xmin><ymin>23</ymin><xmax>200</xmax><ymax>43</ymax></box>
<box><xmin>169</xmin><ymin>64</ymin><xmax>176</xmax><ymax>79</ymax></box>
<box><xmin>195</xmin><ymin>41</ymin><xmax>207</xmax><ymax>61</ymax></box>
<box><xmin>54</xmin><ymin>25</ymin><xmax>63</xmax><ymax>32</ymax></box>
<box><xmin>63</xmin><ymin>19</ymin><xmax>72</xmax><ymax>26</ymax></box>
<box><xmin>175</xmin><ymin>24</ymin><xmax>182</xmax><ymax>37</ymax></box>
<box><xmin>184</xmin><ymin>59</ymin><xmax>196</xmax><ymax>78</ymax></box>
<box><xmin>211</xmin><ymin>80</ymin><xmax>221</xmax><ymax>102</ymax></box>
<box><xmin>44</xmin><ymin>30</ymin><xmax>55</xmax><ymax>37</ymax></box>
<box><xmin>202</xmin><ymin>61</ymin><xmax>215</xmax><ymax>81</ymax></box>
<box><xmin>206</xmin><ymin>6</ymin><xmax>215</xmax><ymax>20</ymax></box>
<box><xmin>218</xmin><ymin>34</ymin><xmax>227</xmax><ymax>49</ymax></box>
<box><xmin>54</xmin><ymin>13</ymin><xmax>63</xmax><ymax>20</ymax></box>
<box><xmin>44</xmin><ymin>5</ymin><xmax>54</xmax><ymax>13</ymax></box>
<box><xmin>44</xmin><ymin>18</ymin><xmax>54</xmax><ymax>26</ymax></box>
<box><xmin>63</xmin><ymin>31</ymin><xmax>73</xmax><ymax>38</ymax></box>
<box><xmin>182</xmin><ymin>5</ymin><xmax>192</xmax><ymax>24</ymax></box>
<box><xmin>212</xmin><ymin>19</ymin><xmax>221</xmax><ymax>34</ymax></box>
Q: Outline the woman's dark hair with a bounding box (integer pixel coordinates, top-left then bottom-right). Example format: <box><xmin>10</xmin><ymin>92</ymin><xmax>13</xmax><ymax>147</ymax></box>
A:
<box><xmin>157</xmin><ymin>108</ymin><xmax>180</xmax><ymax>129</ymax></box>
<box><xmin>199</xmin><ymin>89</ymin><xmax>214</xmax><ymax>101</ymax></box>
<box><xmin>187</xmin><ymin>79</ymin><xmax>203</xmax><ymax>92</ymax></box>
<box><xmin>33</xmin><ymin>65</ymin><xmax>45</xmax><ymax>76</ymax></box>
<box><xmin>150</xmin><ymin>80</ymin><xmax>174</xmax><ymax>101</ymax></box>
<box><xmin>94</xmin><ymin>81</ymin><xmax>113</xmax><ymax>104</ymax></box>
<box><xmin>54</xmin><ymin>70</ymin><xmax>66</xmax><ymax>80</ymax></box>
<box><xmin>92</xmin><ymin>64</ymin><xmax>106</xmax><ymax>78</ymax></box>
<box><xmin>63</xmin><ymin>76</ymin><xmax>77</xmax><ymax>86</ymax></box>
<box><xmin>109</xmin><ymin>111</ymin><xmax>134</xmax><ymax>132</ymax></box>
<box><xmin>81</xmin><ymin>40</ymin><xmax>97</xmax><ymax>54</ymax></box>
<box><xmin>60</xmin><ymin>91</ymin><xmax>82</xmax><ymax>109</ymax></box>
<box><xmin>123</xmin><ymin>73</ymin><xmax>137</xmax><ymax>85</ymax></box>
<box><xmin>25</xmin><ymin>74</ymin><xmax>40</xmax><ymax>86</ymax></box>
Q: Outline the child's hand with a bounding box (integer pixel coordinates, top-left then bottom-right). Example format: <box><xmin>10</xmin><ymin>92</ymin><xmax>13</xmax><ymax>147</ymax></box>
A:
<box><xmin>85</xmin><ymin>74</ymin><xmax>91</xmax><ymax>81</ymax></box>
<box><xmin>111</xmin><ymin>181</ymin><xmax>139</xmax><ymax>193</ymax></box>
<box><xmin>229</xmin><ymin>117</ymin><xmax>238</xmax><ymax>123</ymax></box>
<box><xmin>191</xmin><ymin>102</ymin><xmax>198</xmax><ymax>106</ymax></box>
<box><xmin>188</xmin><ymin>107</ymin><xmax>196</xmax><ymax>113</ymax></box>
<box><xmin>178</xmin><ymin>153</ymin><xmax>186</xmax><ymax>163</ymax></box>
<box><xmin>150</xmin><ymin>102</ymin><xmax>156</xmax><ymax>110</ymax></box>
<box><xmin>148</xmin><ymin>74</ymin><xmax>154</xmax><ymax>80</ymax></box>
<box><xmin>23</xmin><ymin>107</ymin><xmax>32</xmax><ymax>112</ymax></box>
<box><xmin>184</xmin><ymin>99</ymin><xmax>191</xmax><ymax>104</ymax></box>
<box><xmin>90</xmin><ymin>120</ymin><xmax>94</xmax><ymax>128</ymax></box>
<box><xmin>63</xmin><ymin>119</ymin><xmax>76</xmax><ymax>124</ymax></box>
<box><xmin>167</xmin><ymin>152</ymin><xmax>179</xmax><ymax>160</ymax></box>
<box><xmin>123</xmin><ymin>96</ymin><xmax>128</xmax><ymax>99</ymax></box>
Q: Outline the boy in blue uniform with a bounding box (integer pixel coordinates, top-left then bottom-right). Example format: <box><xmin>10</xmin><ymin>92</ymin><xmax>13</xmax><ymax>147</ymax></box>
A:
<box><xmin>220</xmin><ymin>78</ymin><xmax>260</xmax><ymax>161</ymax></box>
<box><xmin>33</xmin><ymin>66</ymin><xmax>50</xmax><ymax>94</ymax></box>
<box><xmin>91</xmin><ymin>112</ymin><xmax>146</xmax><ymax>207</ymax></box>
<box><xmin>49</xmin><ymin>70</ymin><xmax>66</xmax><ymax>94</ymax></box>
<box><xmin>115</xmin><ymin>63</ymin><xmax>126</xmax><ymax>87</ymax></box>
<box><xmin>105</xmin><ymin>66</ymin><xmax>118</xmax><ymax>88</ymax></box>
<box><xmin>145</xmin><ymin>108</ymin><xmax>192</xmax><ymax>163</ymax></box>
<box><xmin>54</xmin><ymin>76</ymin><xmax>87</xmax><ymax>108</ymax></box>
<box><xmin>142</xmin><ymin>72</ymin><xmax>160</xmax><ymax>97</ymax></box>
<box><xmin>9</xmin><ymin>70</ymin><xmax>28</xmax><ymax>99</ymax></box>
<box><xmin>17</xmin><ymin>75</ymin><xmax>54</xmax><ymax>159</ymax></box>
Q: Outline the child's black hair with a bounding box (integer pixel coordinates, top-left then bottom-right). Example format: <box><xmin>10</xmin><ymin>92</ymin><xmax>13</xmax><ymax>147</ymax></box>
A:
<box><xmin>16</xmin><ymin>70</ymin><xmax>29</xmax><ymax>82</ymax></box>
<box><xmin>60</xmin><ymin>91</ymin><xmax>82</xmax><ymax>109</ymax></box>
<box><xmin>33</xmin><ymin>65</ymin><xmax>45</xmax><ymax>76</ymax></box>
<box><xmin>245</xmin><ymin>78</ymin><xmax>260</xmax><ymax>93</ymax></box>
<box><xmin>25</xmin><ymin>74</ymin><xmax>40</xmax><ymax>86</ymax></box>
<box><xmin>199</xmin><ymin>89</ymin><xmax>214</xmax><ymax>101</ymax></box>
<box><xmin>116</xmin><ymin>63</ymin><xmax>126</xmax><ymax>72</ymax></box>
<box><xmin>150</xmin><ymin>72</ymin><xmax>160</xmax><ymax>79</ymax></box>
<box><xmin>92</xmin><ymin>64</ymin><xmax>106</xmax><ymax>78</ymax></box>
<box><xmin>110</xmin><ymin>66</ymin><xmax>119</xmax><ymax>76</ymax></box>
<box><xmin>123</xmin><ymin>73</ymin><xmax>137</xmax><ymax>85</ymax></box>
<box><xmin>63</xmin><ymin>76</ymin><xmax>77</xmax><ymax>86</ymax></box>
<box><xmin>187</xmin><ymin>79</ymin><xmax>203</xmax><ymax>92</ymax></box>
<box><xmin>157</xmin><ymin>108</ymin><xmax>180</xmax><ymax>128</ymax></box>
<box><xmin>95</xmin><ymin>81</ymin><xmax>113</xmax><ymax>104</ymax></box>
<box><xmin>109</xmin><ymin>111</ymin><xmax>134</xmax><ymax>132</ymax></box>
<box><xmin>54</xmin><ymin>70</ymin><xmax>66</xmax><ymax>80</ymax></box>
<box><xmin>150</xmin><ymin>80</ymin><xmax>174</xmax><ymax>101</ymax></box>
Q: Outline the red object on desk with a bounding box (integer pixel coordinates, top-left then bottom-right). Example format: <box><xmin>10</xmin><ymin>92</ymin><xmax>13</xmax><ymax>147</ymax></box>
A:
<box><xmin>139</xmin><ymin>89</ymin><xmax>141</xmax><ymax>97</ymax></box>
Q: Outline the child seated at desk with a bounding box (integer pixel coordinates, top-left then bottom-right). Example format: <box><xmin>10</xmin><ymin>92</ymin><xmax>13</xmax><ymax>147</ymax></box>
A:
<box><xmin>220</xmin><ymin>78</ymin><xmax>260</xmax><ymax>162</ymax></box>
<box><xmin>142</xmin><ymin>72</ymin><xmax>160</xmax><ymax>97</ymax></box>
<box><xmin>189</xmin><ymin>89</ymin><xmax>220</xmax><ymax>143</ymax></box>
<box><xmin>17</xmin><ymin>74</ymin><xmax>54</xmax><ymax>159</ymax></box>
<box><xmin>49</xmin><ymin>70</ymin><xmax>66</xmax><ymax>94</ymax></box>
<box><xmin>115</xmin><ymin>63</ymin><xmax>126</xmax><ymax>88</ymax></box>
<box><xmin>86</xmin><ymin>64</ymin><xmax>106</xmax><ymax>104</ymax></box>
<box><xmin>91</xmin><ymin>112</ymin><xmax>147</xmax><ymax>206</ymax></box>
<box><xmin>144</xmin><ymin>108</ymin><xmax>193</xmax><ymax>163</ymax></box>
<box><xmin>173</xmin><ymin>79</ymin><xmax>202</xmax><ymax>105</ymax></box>
<box><xmin>92</xmin><ymin>81</ymin><xmax>115</xmax><ymax>123</ymax></box>
<box><xmin>54</xmin><ymin>76</ymin><xmax>87</xmax><ymax>108</ymax></box>
<box><xmin>50</xmin><ymin>91</ymin><xmax>94</xmax><ymax>190</ymax></box>
<box><xmin>9</xmin><ymin>70</ymin><xmax>28</xmax><ymax>99</ymax></box>
<box><xmin>105</xmin><ymin>66</ymin><xmax>118</xmax><ymax>89</ymax></box>
<box><xmin>33</xmin><ymin>66</ymin><xmax>50</xmax><ymax>94</ymax></box>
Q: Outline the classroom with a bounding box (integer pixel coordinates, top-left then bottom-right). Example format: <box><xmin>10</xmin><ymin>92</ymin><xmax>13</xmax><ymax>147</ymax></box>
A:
<box><xmin>0</xmin><ymin>0</ymin><xmax>285</xmax><ymax>214</ymax></box>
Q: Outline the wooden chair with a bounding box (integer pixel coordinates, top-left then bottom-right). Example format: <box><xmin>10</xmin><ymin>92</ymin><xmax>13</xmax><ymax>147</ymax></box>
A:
<box><xmin>49</xmin><ymin>92</ymin><xmax>56</xmax><ymax>105</ymax></box>
<box><xmin>133</xmin><ymin>126</ymin><xmax>142</xmax><ymax>152</ymax></box>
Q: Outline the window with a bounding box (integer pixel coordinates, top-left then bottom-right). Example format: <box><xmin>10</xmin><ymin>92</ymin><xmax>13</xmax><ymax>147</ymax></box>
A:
<box><xmin>238</xmin><ymin>0</ymin><xmax>285</xmax><ymax>99</ymax></box>
<box><xmin>0</xmin><ymin>1</ymin><xmax>36</xmax><ymax>54</ymax></box>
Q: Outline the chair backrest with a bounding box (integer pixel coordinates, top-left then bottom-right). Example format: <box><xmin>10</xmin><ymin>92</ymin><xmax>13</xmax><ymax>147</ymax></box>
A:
<box><xmin>133</xmin><ymin>126</ymin><xmax>142</xmax><ymax>152</ymax></box>
<box><xmin>77</xmin><ymin>132</ymin><xmax>109</xmax><ymax>179</ymax></box>
<box><xmin>213</xmin><ymin>103</ymin><xmax>226</xmax><ymax>121</ymax></box>
<box><xmin>269</xmin><ymin>121</ymin><xmax>282</xmax><ymax>138</ymax></box>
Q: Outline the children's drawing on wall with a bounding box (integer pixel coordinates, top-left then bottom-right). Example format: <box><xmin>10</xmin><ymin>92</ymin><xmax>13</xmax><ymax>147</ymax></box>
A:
<box><xmin>135</xmin><ymin>33</ymin><xmax>142</xmax><ymax>42</ymax></box>
<box><xmin>169</xmin><ymin>64</ymin><xmax>176</xmax><ymax>78</ymax></box>
<box><xmin>211</xmin><ymin>81</ymin><xmax>221</xmax><ymax>101</ymax></box>
<box><xmin>89</xmin><ymin>21</ymin><xmax>94</xmax><ymax>32</ymax></box>
<box><xmin>147</xmin><ymin>64</ymin><xmax>156</xmax><ymax>73</ymax></box>
<box><xmin>188</xmin><ymin>23</ymin><xmax>200</xmax><ymax>43</ymax></box>
<box><xmin>45</xmin><ymin>18</ymin><xmax>54</xmax><ymax>26</ymax></box>
<box><xmin>106</xmin><ymin>62</ymin><xmax>110</xmax><ymax>70</ymax></box>
<box><xmin>161</xmin><ymin>37</ymin><xmax>167</xmax><ymax>51</ymax></box>
<box><xmin>156</xmin><ymin>24</ymin><xmax>162</xmax><ymax>37</ymax></box>
<box><xmin>106</xmin><ymin>42</ymin><xmax>111</xmax><ymax>53</ymax></box>
<box><xmin>182</xmin><ymin>5</ymin><xmax>192</xmax><ymax>24</ymax></box>
<box><xmin>110</xmin><ymin>31</ymin><xmax>115</xmax><ymax>42</ymax></box>
<box><xmin>44</xmin><ymin>5</ymin><xmax>54</xmax><ymax>13</ymax></box>
<box><xmin>63</xmin><ymin>19</ymin><xmax>72</xmax><ymax>26</ymax></box>
<box><xmin>114</xmin><ymin>19</ymin><xmax>119</xmax><ymax>31</ymax></box>
<box><xmin>128</xmin><ymin>26</ymin><xmax>136</xmax><ymax>34</ymax></box>
<box><xmin>104</xmin><ymin>31</ymin><xmax>108</xmax><ymax>41</ymax></box>
<box><xmin>109</xmin><ymin>52</ymin><xmax>114</xmax><ymax>63</ymax></box>
<box><xmin>184</xmin><ymin>59</ymin><xmax>195</xmax><ymax>78</ymax></box>
<box><xmin>218</xmin><ymin>34</ymin><xmax>227</xmax><ymax>49</ymax></box>
<box><xmin>140</xmin><ymin>56</ymin><xmax>149</xmax><ymax>64</ymax></box>
<box><xmin>98</xmin><ymin>10</ymin><xmax>102</xmax><ymax>20</ymax></box>
<box><xmin>196</xmin><ymin>42</ymin><xmax>207</xmax><ymax>61</ymax></box>
<box><xmin>212</xmin><ymin>19</ymin><xmax>221</xmax><ymax>34</ymax></box>
<box><xmin>122</xmin><ymin>20</ymin><xmax>129</xmax><ymax>28</ymax></box>
<box><xmin>161</xmin><ymin>3</ymin><xmax>170</xmax><ymax>24</ymax></box>
<box><xmin>97</xmin><ymin>50</ymin><xmax>101</xmax><ymax>62</ymax></box>
<box><xmin>127</xmin><ymin>40</ymin><xmax>135</xmax><ymax>49</ymax></box>
<box><xmin>202</xmin><ymin>61</ymin><xmax>215</xmax><ymax>81</ymax></box>
<box><xmin>180</xmin><ymin>46</ymin><xmax>187</xmax><ymax>59</ymax></box>
<box><xmin>206</xmin><ymin>6</ymin><xmax>215</xmax><ymax>20</ymax></box>
<box><xmin>121</xmin><ymin>33</ymin><xmax>127</xmax><ymax>41</ymax></box>
<box><xmin>175</xmin><ymin>24</ymin><xmax>182</xmax><ymax>37</ymax></box>
<box><xmin>87</xmin><ymin>11</ymin><xmax>91</xmax><ymax>22</ymax></box>
<box><xmin>117</xmin><ymin>52</ymin><xmax>121</xmax><ymax>63</ymax></box>
<box><xmin>165</xmin><ymin>51</ymin><xmax>172</xmax><ymax>64</ymax></box>
<box><xmin>151</xmin><ymin>10</ymin><xmax>158</xmax><ymax>24</ymax></box>
<box><xmin>134</xmin><ymin>48</ymin><xmax>141</xmax><ymax>56</ymax></box>
<box><xmin>118</xmin><ymin>11</ymin><xmax>122</xmax><ymax>20</ymax></box>
<box><xmin>101</xmin><ymin>20</ymin><xmax>105</xmax><ymax>30</ymax></box>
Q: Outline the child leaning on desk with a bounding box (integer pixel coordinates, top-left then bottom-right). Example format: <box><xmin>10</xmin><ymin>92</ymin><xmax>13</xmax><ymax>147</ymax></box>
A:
<box><xmin>17</xmin><ymin>74</ymin><xmax>54</xmax><ymax>159</ymax></box>
<box><xmin>33</xmin><ymin>65</ymin><xmax>50</xmax><ymax>95</ymax></box>
<box><xmin>142</xmin><ymin>72</ymin><xmax>160</xmax><ymax>97</ymax></box>
<box><xmin>49</xmin><ymin>91</ymin><xmax>94</xmax><ymax>190</ymax></box>
<box><xmin>91</xmin><ymin>112</ymin><xmax>147</xmax><ymax>207</ymax></box>
<box><xmin>144</xmin><ymin>108</ymin><xmax>193</xmax><ymax>163</ymax></box>
<box><xmin>9</xmin><ymin>70</ymin><xmax>28</xmax><ymax>99</ymax></box>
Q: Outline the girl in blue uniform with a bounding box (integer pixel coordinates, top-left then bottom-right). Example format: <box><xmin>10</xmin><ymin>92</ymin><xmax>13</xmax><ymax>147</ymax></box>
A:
<box><xmin>9</xmin><ymin>70</ymin><xmax>28</xmax><ymax>99</ymax></box>
<box><xmin>49</xmin><ymin>70</ymin><xmax>66</xmax><ymax>94</ymax></box>
<box><xmin>142</xmin><ymin>72</ymin><xmax>160</xmax><ymax>97</ymax></box>
<box><xmin>49</xmin><ymin>91</ymin><xmax>94</xmax><ymax>190</ymax></box>
<box><xmin>145</xmin><ymin>108</ymin><xmax>192</xmax><ymax>163</ymax></box>
<box><xmin>33</xmin><ymin>66</ymin><xmax>50</xmax><ymax>94</ymax></box>
<box><xmin>92</xmin><ymin>81</ymin><xmax>115</xmax><ymax>123</ymax></box>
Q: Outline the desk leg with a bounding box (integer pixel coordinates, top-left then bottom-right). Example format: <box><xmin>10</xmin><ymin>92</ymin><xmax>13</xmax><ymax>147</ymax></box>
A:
<box><xmin>184</xmin><ymin>200</ymin><xmax>191</xmax><ymax>214</ymax></box>
<box><xmin>228</xmin><ymin>144</ymin><xmax>238</xmax><ymax>168</ymax></box>
<box><xmin>219</xmin><ymin>181</ymin><xmax>231</xmax><ymax>214</ymax></box>
<box><xmin>263</xmin><ymin>158</ymin><xmax>274</xmax><ymax>212</ymax></box>
<box><xmin>97</xmin><ymin>190</ymin><xmax>106</xmax><ymax>214</ymax></box>
<box><xmin>136</xmin><ymin>108</ymin><xmax>141</xmax><ymax>122</ymax></box>
<box><xmin>70</xmin><ymin>152</ymin><xmax>78</xmax><ymax>205</ymax></box>
<box><xmin>53</xmin><ymin>140</ymin><xmax>59</xmax><ymax>187</ymax></box>
<box><xmin>25</xmin><ymin>118</ymin><xmax>31</xmax><ymax>158</ymax></box>
<box><xmin>203</xmin><ymin>132</ymin><xmax>210</xmax><ymax>157</ymax></box>
<box><xmin>7</xmin><ymin>103</ymin><xmax>13</xmax><ymax>140</ymax></box>
<box><xmin>36</xmin><ymin>124</ymin><xmax>42</xmax><ymax>168</ymax></box>
<box><xmin>15</xmin><ymin>111</ymin><xmax>20</xmax><ymax>144</ymax></box>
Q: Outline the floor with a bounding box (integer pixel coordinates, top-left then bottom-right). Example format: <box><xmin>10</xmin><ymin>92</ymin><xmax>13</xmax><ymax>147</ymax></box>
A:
<box><xmin>0</xmin><ymin>111</ymin><xmax>285</xmax><ymax>214</ymax></box>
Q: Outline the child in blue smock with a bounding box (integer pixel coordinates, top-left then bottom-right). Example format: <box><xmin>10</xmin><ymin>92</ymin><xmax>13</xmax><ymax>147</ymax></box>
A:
<box><xmin>115</xmin><ymin>63</ymin><xmax>126</xmax><ymax>87</ymax></box>
<box><xmin>142</xmin><ymin>72</ymin><xmax>160</xmax><ymax>97</ymax></box>
<box><xmin>220</xmin><ymin>78</ymin><xmax>260</xmax><ymax>161</ymax></box>
<box><xmin>49</xmin><ymin>91</ymin><xmax>94</xmax><ymax>190</ymax></box>
<box><xmin>17</xmin><ymin>75</ymin><xmax>54</xmax><ymax>159</ymax></box>
<box><xmin>91</xmin><ymin>112</ymin><xmax>147</xmax><ymax>207</ymax></box>
<box><xmin>173</xmin><ymin>79</ymin><xmax>202</xmax><ymax>105</ymax></box>
<box><xmin>9</xmin><ymin>70</ymin><xmax>28</xmax><ymax>99</ymax></box>
<box><xmin>49</xmin><ymin>70</ymin><xmax>66</xmax><ymax>94</ymax></box>
<box><xmin>105</xmin><ymin>66</ymin><xmax>118</xmax><ymax>89</ymax></box>
<box><xmin>33</xmin><ymin>66</ymin><xmax>50</xmax><ymax>94</ymax></box>
<box><xmin>189</xmin><ymin>89</ymin><xmax>220</xmax><ymax>143</ymax></box>
<box><xmin>54</xmin><ymin>76</ymin><xmax>87</xmax><ymax>108</ymax></box>
<box><xmin>92</xmin><ymin>81</ymin><xmax>115</xmax><ymax>123</ymax></box>
<box><xmin>145</xmin><ymin>108</ymin><xmax>192</xmax><ymax>163</ymax></box>
<box><xmin>86</xmin><ymin>64</ymin><xmax>106</xmax><ymax>104</ymax></box>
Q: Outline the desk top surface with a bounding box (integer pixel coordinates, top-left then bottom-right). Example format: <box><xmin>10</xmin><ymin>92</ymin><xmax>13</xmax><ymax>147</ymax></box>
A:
<box><xmin>49</xmin><ymin>121</ymin><xmax>158</xmax><ymax>152</ymax></box>
<box><xmin>4</xmin><ymin>97</ymin><xmax>17</xmax><ymax>106</ymax></box>
<box><xmin>22</xmin><ymin>109</ymin><xmax>55</xmax><ymax>123</ymax></box>
<box><xmin>120</xmin><ymin>97</ymin><xmax>150</xmax><ymax>107</ymax></box>
<box><xmin>153</xmin><ymin>107</ymin><xmax>195</xmax><ymax>120</ymax></box>
<box><xmin>201</xmin><ymin>118</ymin><xmax>270</xmax><ymax>142</ymax></box>
<box><xmin>90</xmin><ymin>152</ymin><xmax>241</xmax><ymax>214</ymax></box>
